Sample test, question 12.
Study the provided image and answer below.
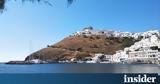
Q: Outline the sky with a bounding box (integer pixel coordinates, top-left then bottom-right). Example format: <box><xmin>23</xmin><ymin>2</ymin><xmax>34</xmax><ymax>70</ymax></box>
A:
<box><xmin>0</xmin><ymin>0</ymin><xmax>160</xmax><ymax>62</ymax></box>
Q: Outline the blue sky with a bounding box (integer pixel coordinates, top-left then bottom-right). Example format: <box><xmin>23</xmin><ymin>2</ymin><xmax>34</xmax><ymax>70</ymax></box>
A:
<box><xmin>0</xmin><ymin>0</ymin><xmax>160</xmax><ymax>62</ymax></box>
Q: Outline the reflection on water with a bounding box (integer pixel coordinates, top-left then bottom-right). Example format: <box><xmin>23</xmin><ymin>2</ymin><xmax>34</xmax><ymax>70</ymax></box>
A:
<box><xmin>61</xmin><ymin>64</ymin><xmax>160</xmax><ymax>73</ymax></box>
<box><xmin>0</xmin><ymin>64</ymin><xmax>159</xmax><ymax>73</ymax></box>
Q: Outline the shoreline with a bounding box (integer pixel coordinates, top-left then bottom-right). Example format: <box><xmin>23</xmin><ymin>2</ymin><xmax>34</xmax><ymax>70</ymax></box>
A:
<box><xmin>5</xmin><ymin>61</ymin><xmax>160</xmax><ymax>65</ymax></box>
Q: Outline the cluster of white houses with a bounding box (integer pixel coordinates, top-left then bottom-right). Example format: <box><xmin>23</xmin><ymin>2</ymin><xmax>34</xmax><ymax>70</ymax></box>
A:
<box><xmin>83</xmin><ymin>28</ymin><xmax>160</xmax><ymax>64</ymax></box>
<box><xmin>72</xmin><ymin>27</ymin><xmax>160</xmax><ymax>40</ymax></box>
<box><xmin>86</xmin><ymin>47</ymin><xmax>160</xmax><ymax>64</ymax></box>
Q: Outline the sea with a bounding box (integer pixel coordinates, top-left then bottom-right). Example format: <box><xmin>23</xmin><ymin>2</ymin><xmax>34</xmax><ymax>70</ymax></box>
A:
<box><xmin>0</xmin><ymin>63</ymin><xmax>159</xmax><ymax>73</ymax></box>
<box><xmin>0</xmin><ymin>63</ymin><xmax>159</xmax><ymax>84</ymax></box>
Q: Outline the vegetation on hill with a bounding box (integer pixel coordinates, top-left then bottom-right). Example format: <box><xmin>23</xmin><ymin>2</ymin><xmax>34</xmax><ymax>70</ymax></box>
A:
<box><xmin>25</xmin><ymin>35</ymin><xmax>139</xmax><ymax>62</ymax></box>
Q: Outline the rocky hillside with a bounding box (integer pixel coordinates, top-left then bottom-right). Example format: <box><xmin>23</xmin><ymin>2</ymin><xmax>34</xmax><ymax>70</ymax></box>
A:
<box><xmin>25</xmin><ymin>34</ymin><xmax>139</xmax><ymax>62</ymax></box>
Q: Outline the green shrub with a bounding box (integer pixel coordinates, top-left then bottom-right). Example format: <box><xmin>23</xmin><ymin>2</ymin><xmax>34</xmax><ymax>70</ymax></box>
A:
<box><xmin>122</xmin><ymin>37</ymin><xmax>135</xmax><ymax>48</ymax></box>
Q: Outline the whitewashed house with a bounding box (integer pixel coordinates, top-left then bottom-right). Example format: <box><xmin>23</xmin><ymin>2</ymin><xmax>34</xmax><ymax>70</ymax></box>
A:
<box><xmin>128</xmin><ymin>49</ymin><xmax>159</xmax><ymax>59</ymax></box>
<box><xmin>86</xmin><ymin>53</ymin><xmax>113</xmax><ymax>63</ymax></box>
<box><xmin>86</xmin><ymin>53</ymin><xmax>103</xmax><ymax>63</ymax></box>
<box><xmin>112</xmin><ymin>50</ymin><xmax>128</xmax><ymax>62</ymax></box>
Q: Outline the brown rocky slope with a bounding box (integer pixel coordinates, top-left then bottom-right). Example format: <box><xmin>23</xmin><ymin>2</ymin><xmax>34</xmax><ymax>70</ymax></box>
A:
<box><xmin>25</xmin><ymin>35</ymin><xmax>139</xmax><ymax>62</ymax></box>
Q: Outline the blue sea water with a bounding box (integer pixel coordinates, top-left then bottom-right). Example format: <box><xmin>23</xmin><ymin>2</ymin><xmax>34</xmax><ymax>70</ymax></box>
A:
<box><xmin>0</xmin><ymin>63</ymin><xmax>159</xmax><ymax>73</ymax></box>
<box><xmin>0</xmin><ymin>64</ymin><xmax>159</xmax><ymax>84</ymax></box>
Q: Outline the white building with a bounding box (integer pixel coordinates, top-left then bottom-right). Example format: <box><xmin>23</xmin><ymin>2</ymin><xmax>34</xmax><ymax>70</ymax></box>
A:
<box><xmin>129</xmin><ymin>49</ymin><xmax>159</xmax><ymax>59</ymax></box>
<box><xmin>30</xmin><ymin>59</ymin><xmax>48</xmax><ymax>64</ymax></box>
<box><xmin>112</xmin><ymin>33</ymin><xmax>160</xmax><ymax>63</ymax></box>
<box><xmin>104</xmin><ymin>55</ymin><xmax>113</xmax><ymax>62</ymax></box>
<box><xmin>71</xmin><ymin>28</ymin><xmax>160</xmax><ymax>63</ymax></box>
<box><xmin>86</xmin><ymin>53</ymin><xmax>113</xmax><ymax>63</ymax></box>
<box><xmin>72</xmin><ymin>27</ymin><xmax>160</xmax><ymax>40</ymax></box>
<box><xmin>86</xmin><ymin>53</ymin><xmax>103</xmax><ymax>63</ymax></box>
<box><xmin>112</xmin><ymin>50</ymin><xmax>128</xmax><ymax>62</ymax></box>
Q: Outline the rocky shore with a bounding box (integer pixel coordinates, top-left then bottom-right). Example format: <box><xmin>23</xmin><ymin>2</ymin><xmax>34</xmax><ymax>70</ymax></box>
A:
<box><xmin>5</xmin><ymin>59</ymin><xmax>160</xmax><ymax>64</ymax></box>
<box><xmin>6</xmin><ymin>61</ymin><xmax>34</xmax><ymax>64</ymax></box>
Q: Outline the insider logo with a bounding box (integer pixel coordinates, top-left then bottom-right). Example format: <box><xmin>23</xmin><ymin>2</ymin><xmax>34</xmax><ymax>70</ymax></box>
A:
<box><xmin>124</xmin><ymin>74</ymin><xmax>156</xmax><ymax>83</ymax></box>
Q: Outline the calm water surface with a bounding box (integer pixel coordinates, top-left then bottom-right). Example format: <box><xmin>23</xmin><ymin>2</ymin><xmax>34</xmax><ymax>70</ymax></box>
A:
<box><xmin>0</xmin><ymin>63</ymin><xmax>159</xmax><ymax>73</ymax></box>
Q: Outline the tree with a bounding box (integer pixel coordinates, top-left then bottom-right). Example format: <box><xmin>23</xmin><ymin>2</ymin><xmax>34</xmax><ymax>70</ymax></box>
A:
<box><xmin>0</xmin><ymin>0</ymin><xmax>75</xmax><ymax>12</ymax></box>
<box><xmin>122</xmin><ymin>37</ymin><xmax>135</xmax><ymax>48</ymax></box>
<box><xmin>0</xmin><ymin>0</ymin><xmax>4</xmax><ymax>10</ymax></box>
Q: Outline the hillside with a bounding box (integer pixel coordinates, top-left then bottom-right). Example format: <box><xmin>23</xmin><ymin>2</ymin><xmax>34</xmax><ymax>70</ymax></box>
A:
<box><xmin>25</xmin><ymin>35</ymin><xmax>138</xmax><ymax>62</ymax></box>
